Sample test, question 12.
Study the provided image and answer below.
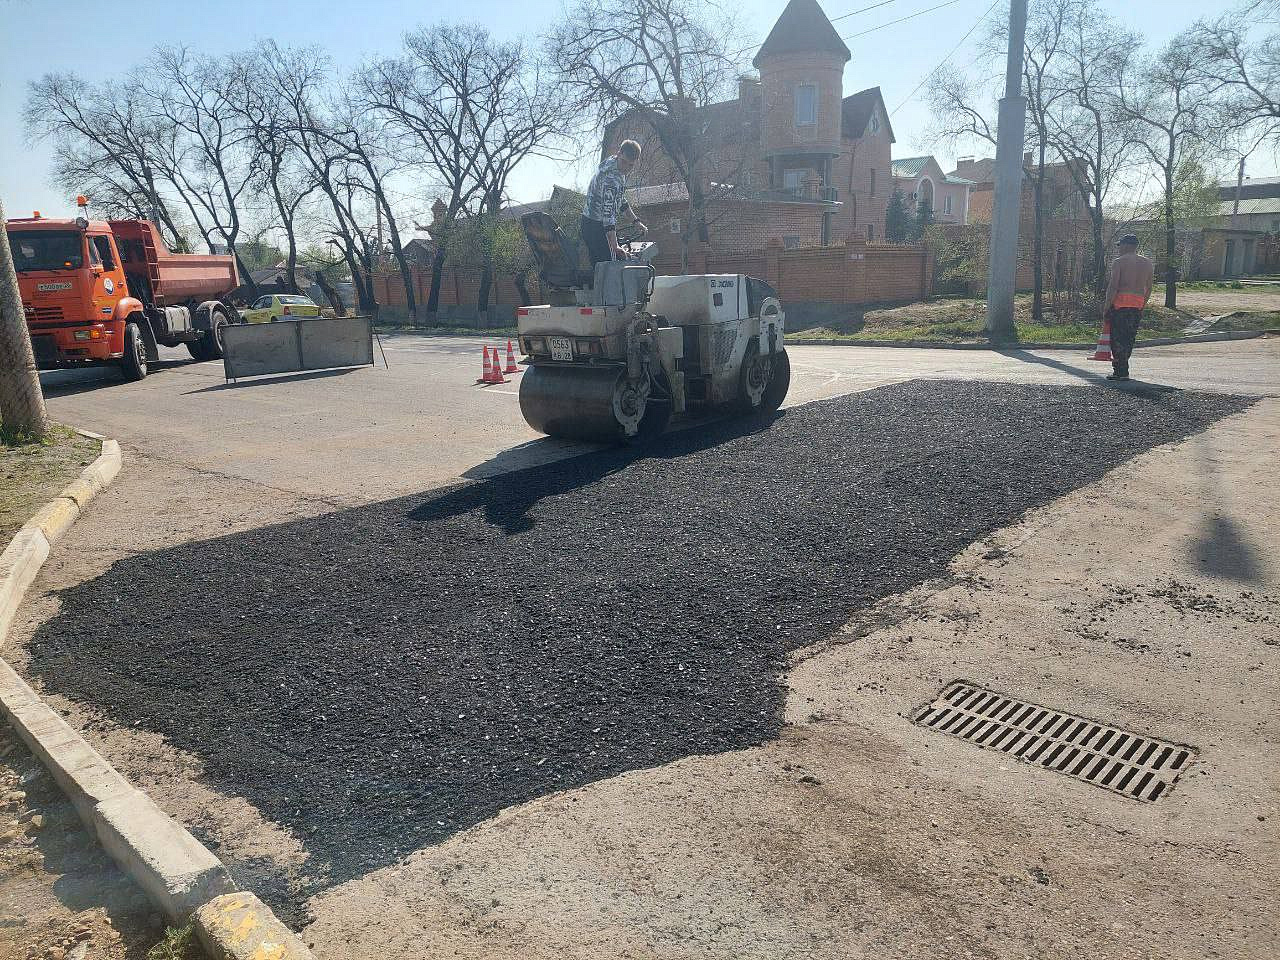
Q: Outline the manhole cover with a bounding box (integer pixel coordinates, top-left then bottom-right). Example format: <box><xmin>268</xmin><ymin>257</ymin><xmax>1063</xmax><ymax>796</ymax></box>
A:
<box><xmin>911</xmin><ymin>680</ymin><xmax>1195</xmax><ymax>801</ymax></box>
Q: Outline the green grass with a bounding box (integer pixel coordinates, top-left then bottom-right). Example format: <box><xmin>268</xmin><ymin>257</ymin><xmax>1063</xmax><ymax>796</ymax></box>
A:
<box><xmin>146</xmin><ymin>923</ymin><xmax>203</xmax><ymax>960</ymax></box>
<box><xmin>785</xmin><ymin>296</ymin><xmax>1196</xmax><ymax>344</ymax></box>
<box><xmin>0</xmin><ymin>423</ymin><xmax>99</xmax><ymax>544</ymax></box>
<box><xmin>1206</xmin><ymin>311</ymin><xmax>1280</xmax><ymax>332</ymax></box>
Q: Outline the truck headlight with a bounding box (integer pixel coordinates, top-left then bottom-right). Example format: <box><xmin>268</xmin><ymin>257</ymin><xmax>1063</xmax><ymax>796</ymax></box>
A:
<box><xmin>73</xmin><ymin>330</ymin><xmax>91</xmax><ymax>341</ymax></box>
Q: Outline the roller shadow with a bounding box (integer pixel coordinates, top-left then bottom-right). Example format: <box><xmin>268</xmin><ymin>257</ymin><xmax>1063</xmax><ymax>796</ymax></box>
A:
<box><xmin>414</xmin><ymin>410</ymin><xmax>787</xmax><ymax>534</ymax></box>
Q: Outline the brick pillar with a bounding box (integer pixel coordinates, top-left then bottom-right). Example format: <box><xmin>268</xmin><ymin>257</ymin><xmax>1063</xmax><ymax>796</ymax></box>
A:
<box><xmin>765</xmin><ymin>240</ymin><xmax>782</xmax><ymax>288</ymax></box>
<box><xmin>845</xmin><ymin>238</ymin><xmax>865</xmax><ymax>304</ymax></box>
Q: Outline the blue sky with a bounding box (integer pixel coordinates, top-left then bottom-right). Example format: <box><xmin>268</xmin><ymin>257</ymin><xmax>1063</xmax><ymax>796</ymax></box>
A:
<box><xmin>1</xmin><ymin>0</ymin><xmax>1264</xmax><ymax>228</ymax></box>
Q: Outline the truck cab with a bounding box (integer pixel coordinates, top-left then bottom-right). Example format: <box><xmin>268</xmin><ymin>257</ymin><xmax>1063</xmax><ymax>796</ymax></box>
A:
<box><xmin>7</xmin><ymin>213</ymin><xmax>239</xmax><ymax>381</ymax></box>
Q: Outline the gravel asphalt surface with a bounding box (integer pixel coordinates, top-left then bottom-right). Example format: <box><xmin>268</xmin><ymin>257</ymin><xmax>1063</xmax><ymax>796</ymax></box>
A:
<box><xmin>24</xmin><ymin>380</ymin><xmax>1252</xmax><ymax>920</ymax></box>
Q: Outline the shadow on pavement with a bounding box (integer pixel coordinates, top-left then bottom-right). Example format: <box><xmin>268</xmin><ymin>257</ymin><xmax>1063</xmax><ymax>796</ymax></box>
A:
<box><xmin>1190</xmin><ymin>513</ymin><xmax>1267</xmax><ymax>584</ymax></box>
<box><xmin>39</xmin><ymin>359</ymin><xmax>197</xmax><ymax>396</ymax></box>
<box><xmin>22</xmin><ymin>381</ymin><xmax>1254</xmax><ymax>919</ymax></box>
<box><xmin>185</xmin><ymin>366</ymin><xmax>360</xmax><ymax>393</ymax></box>
<box><xmin>422</xmin><ymin>411</ymin><xmax>786</xmax><ymax>534</ymax></box>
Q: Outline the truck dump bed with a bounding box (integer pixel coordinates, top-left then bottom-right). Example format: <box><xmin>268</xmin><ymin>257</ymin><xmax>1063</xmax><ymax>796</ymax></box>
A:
<box><xmin>109</xmin><ymin>220</ymin><xmax>238</xmax><ymax>306</ymax></box>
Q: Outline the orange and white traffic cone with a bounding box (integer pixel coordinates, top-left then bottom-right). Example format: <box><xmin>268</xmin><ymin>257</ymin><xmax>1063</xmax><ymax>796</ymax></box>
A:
<box><xmin>484</xmin><ymin>346</ymin><xmax>507</xmax><ymax>384</ymax></box>
<box><xmin>1089</xmin><ymin>315</ymin><xmax>1113</xmax><ymax>362</ymax></box>
<box><xmin>476</xmin><ymin>346</ymin><xmax>493</xmax><ymax>383</ymax></box>
<box><xmin>503</xmin><ymin>339</ymin><xmax>519</xmax><ymax>374</ymax></box>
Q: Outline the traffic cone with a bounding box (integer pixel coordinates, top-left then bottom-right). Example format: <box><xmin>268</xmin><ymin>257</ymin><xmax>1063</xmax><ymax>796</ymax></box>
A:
<box><xmin>1089</xmin><ymin>315</ymin><xmax>1113</xmax><ymax>362</ymax></box>
<box><xmin>476</xmin><ymin>346</ymin><xmax>493</xmax><ymax>383</ymax></box>
<box><xmin>484</xmin><ymin>346</ymin><xmax>507</xmax><ymax>384</ymax></box>
<box><xmin>503</xmin><ymin>339</ymin><xmax>520</xmax><ymax>374</ymax></box>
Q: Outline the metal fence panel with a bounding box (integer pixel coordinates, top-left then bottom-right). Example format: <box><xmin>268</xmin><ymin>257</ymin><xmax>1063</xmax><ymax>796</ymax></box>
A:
<box><xmin>222</xmin><ymin>317</ymin><xmax>373</xmax><ymax>381</ymax></box>
<box><xmin>299</xmin><ymin>317</ymin><xmax>374</xmax><ymax>370</ymax></box>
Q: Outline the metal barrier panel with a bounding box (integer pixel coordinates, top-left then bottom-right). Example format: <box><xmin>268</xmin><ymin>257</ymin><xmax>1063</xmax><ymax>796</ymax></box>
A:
<box><xmin>299</xmin><ymin>317</ymin><xmax>374</xmax><ymax>370</ymax></box>
<box><xmin>221</xmin><ymin>317</ymin><xmax>373</xmax><ymax>381</ymax></box>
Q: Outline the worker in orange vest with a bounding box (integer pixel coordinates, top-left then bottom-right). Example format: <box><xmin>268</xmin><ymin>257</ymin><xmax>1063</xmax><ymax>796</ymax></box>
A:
<box><xmin>1102</xmin><ymin>234</ymin><xmax>1154</xmax><ymax>382</ymax></box>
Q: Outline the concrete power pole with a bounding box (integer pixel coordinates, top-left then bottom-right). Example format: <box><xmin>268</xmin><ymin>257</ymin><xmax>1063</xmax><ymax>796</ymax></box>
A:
<box><xmin>985</xmin><ymin>0</ymin><xmax>1029</xmax><ymax>341</ymax></box>
<box><xmin>0</xmin><ymin>196</ymin><xmax>48</xmax><ymax>439</ymax></box>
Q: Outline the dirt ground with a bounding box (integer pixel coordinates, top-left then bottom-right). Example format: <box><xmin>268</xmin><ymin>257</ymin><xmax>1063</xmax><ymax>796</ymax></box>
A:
<box><xmin>0</xmin><ymin>429</ymin><xmax>98</xmax><ymax>544</ymax></box>
<box><xmin>1167</xmin><ymin>284</ymin><xmax>1280</xmax><ymax>314</ymax></box>
<box><xmin>0</xmin><ymin>723</ymin><xmax>165</xmax><ymax>960</ymax></box>
<box><xmin>303</xmin><ymin>399</ymin><xmax>1279</xmax><ymax>959</ymax></box>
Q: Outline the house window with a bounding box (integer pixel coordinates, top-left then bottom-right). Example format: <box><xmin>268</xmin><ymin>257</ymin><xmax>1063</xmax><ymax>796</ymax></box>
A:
<box><xmin>783</xmin><ymin>236</ymin><xmax>801</xmax><ymax>250</ymax></box>
<box><xmin>869</xmin><ymin>169</ymin><xmax>876</xmax><ymax>196</ymax></box>
<box><xmin>669</xmin><ymin>218</ymin><xmax>682</xmax><ymax>234</ymax></box>
<box><xmin>944</xmin><ymin>194</ymin><xmax>953</xmax><ymax>215</ymax></box>
<box><xmin>782</xmin><ymin>169</ymin><xmax>803</xmax><ymax>194</ymax></box>
<box><xmin>869</xmin><ymin>110</ymin><xmax>880</xmax><ymax>134</ymax></box>
<box><xmin>866</xmin><ymin>223</ymin><xmax>875</xmax><ymax>241</ymax></box>
<box><xmin>795</xmin><ymin>84</ymin><xmax>817</xmax><ymax>126</ymax></box>
<box><xmin>1272</xmin><ymin>218</ymin><xmax>1279</xmax><ymax>232</ymax></box>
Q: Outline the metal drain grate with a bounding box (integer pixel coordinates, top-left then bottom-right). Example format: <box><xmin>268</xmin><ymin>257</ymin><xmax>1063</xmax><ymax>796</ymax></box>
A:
<box><xmin>911</xmin><ymin>680</ymin><xmax>1195</xmax><ymax>802</ymax></box>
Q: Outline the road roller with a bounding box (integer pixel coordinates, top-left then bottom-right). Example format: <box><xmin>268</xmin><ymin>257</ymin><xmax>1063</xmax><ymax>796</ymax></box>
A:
<box><xmin>515</xmin><ymin>212</ymin><xmax>790</xmax><ymax>442</ymax></box>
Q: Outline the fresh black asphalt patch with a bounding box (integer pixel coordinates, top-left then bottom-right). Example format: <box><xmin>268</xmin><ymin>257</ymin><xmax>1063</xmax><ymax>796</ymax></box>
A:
<box><xmin>25</xmin><ymin>380</ymin><xmax>1252</xmax><ymax>916</ymax></box>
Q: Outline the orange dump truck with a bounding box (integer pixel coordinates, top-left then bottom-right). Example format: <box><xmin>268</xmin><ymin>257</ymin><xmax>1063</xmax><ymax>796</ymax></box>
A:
<box><xmin>7</xmin><ymin>214</ymin><xmax>240</xmax><ymax>381</ymax></box>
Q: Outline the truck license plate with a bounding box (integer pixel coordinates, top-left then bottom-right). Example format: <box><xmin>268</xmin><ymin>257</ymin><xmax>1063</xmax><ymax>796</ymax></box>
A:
<box><xmin>549</xmin><ymin>337</ymin><xmax>573</xmax><ymax>361</ymax></box>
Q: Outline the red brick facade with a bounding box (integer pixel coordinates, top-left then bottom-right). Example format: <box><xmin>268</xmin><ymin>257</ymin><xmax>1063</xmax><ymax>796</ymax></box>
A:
<box><xmin>601</xmin><ymin>0</ymin><xmax>895</xmax><ymax>251</ymax></box>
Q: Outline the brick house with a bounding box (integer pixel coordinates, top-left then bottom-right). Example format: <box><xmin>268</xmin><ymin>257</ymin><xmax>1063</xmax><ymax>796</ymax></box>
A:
<box><xmin>949</xmin><ymin>153</ymin><xmax>1087</xmax><ymax>225</ymax></box>
<box><xmin>890</xmin><ymin>156</ymin><xmax>971</xmax><ymax>224</ymax></box>
<box><xmin>601</xmin><ymin>0</ymin><xmax>897</xmax><ymax>259</ymax></box>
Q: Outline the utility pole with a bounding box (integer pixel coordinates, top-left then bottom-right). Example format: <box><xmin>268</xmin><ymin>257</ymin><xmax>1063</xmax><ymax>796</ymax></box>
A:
<box><xmin>0</xmin><ymin>197</ymin><xmax>48</xmax><ymax>440</ymax></box>
<box><xmin>985</xmin><ymin>0</ymin><xmax>1029</xmax><ymax>342</ymax></box>
<box><xmin>1231</xmin><ymin>156</ymin><xmax>1245</xmax><ymax>228</ymax></box>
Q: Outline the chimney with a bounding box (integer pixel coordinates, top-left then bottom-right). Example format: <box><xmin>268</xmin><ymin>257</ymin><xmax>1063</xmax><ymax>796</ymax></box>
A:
<box><xmin>431</xmin><ymin>198</ymin><xmax>447</xmax><ymax>226</ymax></box>
<box><xmin>1023</xmin><ymin>150</ymin><xmax>1033</xmax><ymax>167</ymax></box>
<box><xmin>738</xmin><ymin>74</ymin><xmax>760</xmax><ymax>106</ymax></box>
<box><xmin>956</xmin><ymin>158</ymin><xmax>976</xmax><ymax>177</ymax></box>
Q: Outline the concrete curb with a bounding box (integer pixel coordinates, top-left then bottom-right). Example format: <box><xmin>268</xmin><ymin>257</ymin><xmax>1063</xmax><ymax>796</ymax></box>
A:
<box><xmin>0</xmin><ymin>434</ymin><xmax>316</xmax><ymax>955</ymax></box>
<box><xmin>785</xmin><ymin>329</ymin><xmax>1271</xmax><ymax>350</ymax></box>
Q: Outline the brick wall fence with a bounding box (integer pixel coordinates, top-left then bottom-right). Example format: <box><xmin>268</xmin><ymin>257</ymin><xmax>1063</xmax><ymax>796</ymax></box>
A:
<box><xmin>369</xmin><ymin>237</ymin><xmax>932</xmax><ymax>325</ymax></box>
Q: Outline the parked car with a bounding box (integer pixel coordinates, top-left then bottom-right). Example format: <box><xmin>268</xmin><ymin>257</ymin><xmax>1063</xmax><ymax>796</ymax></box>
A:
<box><xmin>242</xmin><ymin>293</ymin><xmax>321</xmax><ymax>323</ymax></box>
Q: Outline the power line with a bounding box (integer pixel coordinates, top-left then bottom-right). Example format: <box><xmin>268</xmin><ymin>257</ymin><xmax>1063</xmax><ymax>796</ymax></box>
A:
<box><xmin>839</xmin><ymin>0</ymin><xmax>966</xmax><ymax>41</ymax></box>
<box><xmin>830</xmin><ymin>0</ymin><xmax>900</xmax><ymax>23</ymax></box>
<box><xmin>731</xmin><ymin>0</ymin><xmax>902</xmax><ymax>58</ymax></box>
<box><xmin>889</xmin><ymin>0</ymin><xmax>1002</xmax><ymax>116</ymax></box>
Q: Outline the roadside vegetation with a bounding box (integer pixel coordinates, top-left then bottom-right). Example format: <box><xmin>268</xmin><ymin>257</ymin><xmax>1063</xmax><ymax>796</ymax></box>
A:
<box><xmin>0</xmin><ymin>423</ymin><xmax>98</xmax><ymax>544</ymax></box>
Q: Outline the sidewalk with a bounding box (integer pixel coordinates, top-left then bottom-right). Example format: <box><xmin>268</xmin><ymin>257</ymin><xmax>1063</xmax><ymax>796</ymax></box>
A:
<box><xmin>304</xmin><ymin>399</ymin><xmax>1279</xmax><ymax>959</ymax></box>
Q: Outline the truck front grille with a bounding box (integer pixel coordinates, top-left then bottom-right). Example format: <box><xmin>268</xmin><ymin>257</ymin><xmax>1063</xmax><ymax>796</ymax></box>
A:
<box><xmin>26</xmin><ymin>305</ymin><xmax>65</xmax><ymax>325</ymax></box>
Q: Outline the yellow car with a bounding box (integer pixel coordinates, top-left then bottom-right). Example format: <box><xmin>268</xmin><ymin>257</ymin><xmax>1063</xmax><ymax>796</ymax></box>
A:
<box><xmin>241</xmin><ymin>294</ymin><xmax>322</xmax><ymax>323</ymax></box>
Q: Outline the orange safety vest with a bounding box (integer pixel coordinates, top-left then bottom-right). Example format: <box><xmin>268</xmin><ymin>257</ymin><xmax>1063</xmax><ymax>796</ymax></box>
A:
<box><xmin>1112</xmin><ymin>293</ymin><xmax>1145</xmax><ymax>309</ymax></box>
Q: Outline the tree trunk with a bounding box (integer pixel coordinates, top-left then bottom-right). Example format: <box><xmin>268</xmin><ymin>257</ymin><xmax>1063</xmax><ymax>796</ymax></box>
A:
<box><xmin>314</xmin><ymin>270</ymin><xmax>346</xmax><ymax>316</ymax></box>
<box><xmin>1031</xmin><ymin>143</ymin><xmax>1046</xmax><ymax>324</ymax></box>
<box><xmin>0</xmin><ymin>197</ymin><xmax>48</xmax><ymax>438</ymax></box>
<box><xmin>233</xmin><ymin>248</ymin><xmax>260</xmax><ymax>299</ymax></box>
<box><xmin>514</xmin><ymin>270</ymin><xmax>531</xmax><ymax>306</ymax></box>
<box><xmin>1164</xmin><ymin>167</ymin><xmax>1177</xmax><ymax>310</ymax></box>
<box><xmin>477</xmin><ymin>264</ymin><xmax>493</xmax><ymax>325</ymax></box>
<box><xmin>426</xmin><ymin>248</ymin><xmax>445</xmax><ymax>323</ymax></box>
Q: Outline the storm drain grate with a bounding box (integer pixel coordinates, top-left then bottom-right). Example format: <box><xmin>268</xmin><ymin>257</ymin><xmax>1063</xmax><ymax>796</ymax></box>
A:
<box><xmin>910</xmin><ymin>680</ymin><xmax>1195</xmax><ymax>802</ymax></box>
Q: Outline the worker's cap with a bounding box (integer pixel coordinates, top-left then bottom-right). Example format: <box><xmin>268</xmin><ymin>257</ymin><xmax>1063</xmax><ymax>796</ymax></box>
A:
<box><xmin>1119</xmin><ymin>233</ymin><xmax>1139</xmax><ymax>245</ymax></box>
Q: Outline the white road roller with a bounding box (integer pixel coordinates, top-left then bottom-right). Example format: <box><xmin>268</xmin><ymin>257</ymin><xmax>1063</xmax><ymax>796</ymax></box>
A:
<box><xmin>515</xmin><ymin>212</ymin><xmax>791</xmax><ymax>441</ymax></box>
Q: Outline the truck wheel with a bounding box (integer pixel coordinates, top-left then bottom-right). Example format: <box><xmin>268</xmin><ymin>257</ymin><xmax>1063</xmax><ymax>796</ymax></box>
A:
<box><xmin>119</xmin><ymin>322</ymin><xmax>148</xmax><ymax>381</ymax></box>
<box><xmin>189</xmin><ymin>309</ymin><xmax>230</xmax><ymax>361</ymax></box>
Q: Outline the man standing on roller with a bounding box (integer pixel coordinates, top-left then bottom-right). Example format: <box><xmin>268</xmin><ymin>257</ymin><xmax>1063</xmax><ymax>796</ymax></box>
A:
<box><xmin>581</xmin><ymin>139</ymin><xmax>645</xmax><ymax>267</ymax></box>
<box><xmin>1102</xmin><ymin>233</ymin><xmax>1154</xmax><ymax>382</ymax></box>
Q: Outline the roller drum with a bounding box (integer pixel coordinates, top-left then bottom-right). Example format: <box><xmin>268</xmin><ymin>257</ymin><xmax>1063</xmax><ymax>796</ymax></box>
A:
<box><xmin>519</xmin><ymin>364</ymin><xmax>641</xmax><ymax>441</ymax></box>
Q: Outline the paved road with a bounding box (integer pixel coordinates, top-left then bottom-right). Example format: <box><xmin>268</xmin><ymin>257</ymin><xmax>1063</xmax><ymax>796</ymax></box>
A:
<box><xmin>38</xmin><ymin>336</ymin><xmax>1280</xmax><ymax>505</ymax></box>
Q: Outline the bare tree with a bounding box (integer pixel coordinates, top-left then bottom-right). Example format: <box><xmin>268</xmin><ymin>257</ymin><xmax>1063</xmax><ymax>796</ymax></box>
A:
<box><xmin>1045</xmin><ymin>1</ymin><xmax>1139</xmax><ymax>311</ymax></box>
<box><xmin>1114</xmin><ymin>33</ymin><xmax>1215</xmax><ymax>308</ymax></box>
<box><xmin>1193</xmin><ymin>4</ymin><xmax>1280</xmax><ymax>137</ymax></box>
<box><xmin>928</xmin><ymin>0</ymin><xmax>1073</xmax><ymax>323</ymax></box>
<box><xmin>360</xmin><ymin>24</ymin><xmax>563</xmax><ymax>321</ymax></box>
<box><xmin>24</xmin><ymin>72</ymin><xmax>187</xmax><ymax>247</ymax></box>
<box><xmin>549</xmin><ymin>0</ymin><xmax>745</xmax><ymax>271</ymax></box>
<box><xmin>144</xmin><ymin>46</ymin><xmax>261</xmax><ymax>287</ymax></box>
